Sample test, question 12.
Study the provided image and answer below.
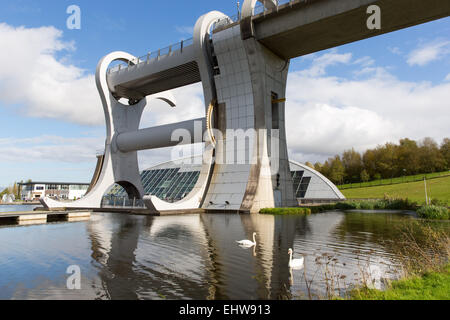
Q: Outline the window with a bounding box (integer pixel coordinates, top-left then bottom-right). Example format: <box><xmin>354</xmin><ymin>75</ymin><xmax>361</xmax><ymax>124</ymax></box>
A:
<box><xmin>297</xmin><ymin>177</ymin><xmax>311</xmax><ymax>198</ymax></box>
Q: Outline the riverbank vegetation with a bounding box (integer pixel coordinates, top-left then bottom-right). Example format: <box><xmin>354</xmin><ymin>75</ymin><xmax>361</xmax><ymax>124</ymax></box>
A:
<box><xmin>416</xmin><ymin>205</ymin><xmax>449</xmax><ymax>220</ymax></box>
<box><xmin>350</xmin><ymin>265</ymin><xmax>450</xmax><ymax>300</ymax></box>
<box><xmin>349</xmin><ymin>222</ymin><xmax>450</xmax><ymax>300</ymax></box>
<box><xmin>261</xmin><ymin>197</ymin><xmax>449</xmax><ymax>220</ymax></box>
<box><xmin>260</xmin><ymin>207</ymin><xmax>311</xmax><ymax>215</ymax></box>
<box><xmin>308</xmin><ymin>137</ymin><xmax>450</xmax><ymax>186</ymax></box>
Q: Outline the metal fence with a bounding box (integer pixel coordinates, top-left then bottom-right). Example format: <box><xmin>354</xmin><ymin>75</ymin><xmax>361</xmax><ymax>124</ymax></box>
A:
<box><xmin>108</xmin><ymin>38</ymin><xmax>194</xmax><ymax>74</ymax></box>
<box><xmin>101</xmin><ymin>196</ymin><xmax>146</xmax><ymax>208</ymax></box>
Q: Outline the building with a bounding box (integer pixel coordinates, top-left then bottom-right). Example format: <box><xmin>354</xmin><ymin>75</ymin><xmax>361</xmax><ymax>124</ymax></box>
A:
<box><xmin>105</xmin><ymin>155</ymin><xmax>344</xmax><ymax>205</ymax></box>
<box><xmin>19</xmin><ymin>182</ymin><xmax>90</xmax><ymax>201</ymax></box>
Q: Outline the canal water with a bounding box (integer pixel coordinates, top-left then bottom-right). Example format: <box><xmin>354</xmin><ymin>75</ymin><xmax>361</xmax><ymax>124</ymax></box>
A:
<box><xmin>0</xmin><ymin>205</ymin><xmax>447</xmax><ymax>299</ymax></box>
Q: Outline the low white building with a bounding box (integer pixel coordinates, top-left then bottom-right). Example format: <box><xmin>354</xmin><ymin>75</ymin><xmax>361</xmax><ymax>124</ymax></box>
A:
<box><xmin>19</xmin><ymin>182</ymin><xmax>90</xmax><ymax>201</ymax></box>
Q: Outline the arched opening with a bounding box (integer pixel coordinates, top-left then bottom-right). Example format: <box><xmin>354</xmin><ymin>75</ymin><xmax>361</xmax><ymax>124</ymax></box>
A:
<box><xmin>101</xmin><ymin>181</ymin><xmax>143</xmax><ymax>208</ymax></box>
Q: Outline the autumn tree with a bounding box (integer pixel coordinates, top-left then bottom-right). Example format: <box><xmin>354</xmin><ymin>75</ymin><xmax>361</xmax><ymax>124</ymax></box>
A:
<box><xmin>342</xmin><ymin>148</ymin><xmax>363</xmax><ymax>183</ymax></box>
<box><xmin>440</xmin><ymin>138</ymin><xmax>450</xmax><ymax>170</ymax></box>
<box><xmin>328</xmin><ymin>156</ymin><xmax>345</xmax><ymax>185</ymax></box>
<box><xmin>397</xmin><ymin>138</ymin><xmax>420</xmax><ymax>175</ymax></box>
<box><xmin>418</xmin><ymin>137</ymin><xmax>446</xmax><ymax>173</ymax></box>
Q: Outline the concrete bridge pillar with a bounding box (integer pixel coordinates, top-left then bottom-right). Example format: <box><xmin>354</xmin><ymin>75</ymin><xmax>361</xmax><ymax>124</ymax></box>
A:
<box><xmin>201</xmin><ymin>0</ymin><xmax>297</xmax><ymax>213</ymax></box>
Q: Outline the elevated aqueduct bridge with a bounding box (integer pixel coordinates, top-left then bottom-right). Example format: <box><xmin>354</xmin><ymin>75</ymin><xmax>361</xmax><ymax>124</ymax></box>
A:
<box><xmin>42</xmin><ymin>0</ymin><xmax>450</xmax><ymax>213</ymax></box>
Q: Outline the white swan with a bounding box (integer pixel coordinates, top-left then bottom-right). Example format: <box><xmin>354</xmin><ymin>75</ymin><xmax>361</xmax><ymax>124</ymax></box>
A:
<box><xmin>236</xmin><ymin>232</ymin><xmax>257</xmax><ymax>247</ymax></box>
<box><xmin>288</xmin><ymin>248</ymin><xmax>304</xmax><ymax>269</ymax></box>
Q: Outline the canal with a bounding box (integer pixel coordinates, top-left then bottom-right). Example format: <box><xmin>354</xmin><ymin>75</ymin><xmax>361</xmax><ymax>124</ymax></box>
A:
<box><xmin>0</xmin><ymin>205</ymin><xmax>447</xmax><ymax>299</ymax></box>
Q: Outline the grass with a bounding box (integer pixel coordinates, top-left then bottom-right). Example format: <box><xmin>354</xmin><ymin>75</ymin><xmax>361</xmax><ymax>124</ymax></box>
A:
<box><xmin>259</xmin><ymin>207</ymin><xmax>311</xmax><ymax>215</ymax></box>
<box><xmin>416</xmin><ymin>205</ymin><xmax>449</xmax><ymax>220</ymax></box>
<box><xmin>338</xmin><ymin>171</ymin><xmax>450</xmax><ymax>190</ymax></box>
<box><xmin>350</xmin><ymin>265</ymin><xmax>450</xmax><ymax>300</ymax></box>
<box><xmin>349</xmin><ymin>222</ymin><xmax>450</xmax><ymax>300</ymax></box>
<box><xmin>342</xmin><ymin>175</ymin><xmax>450</xmax><ymax>205</ymax></box>
<box><xmin>261</xmin><ymin>198</ymin><xmax>449</xmax><ymax>220</ymax></box>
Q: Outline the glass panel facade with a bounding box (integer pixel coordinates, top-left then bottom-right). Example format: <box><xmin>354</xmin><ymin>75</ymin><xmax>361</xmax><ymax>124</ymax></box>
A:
<box><xmin>107</xmin><ymin>168</ymin><xmax>311</xmax><ymax>202</ymax></box>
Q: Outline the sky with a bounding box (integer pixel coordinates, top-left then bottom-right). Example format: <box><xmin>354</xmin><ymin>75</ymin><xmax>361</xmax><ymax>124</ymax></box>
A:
<box><xmin>0</xmin><ymin>0</ymin><xmax>449</xmax><ymax>187</ymax></box>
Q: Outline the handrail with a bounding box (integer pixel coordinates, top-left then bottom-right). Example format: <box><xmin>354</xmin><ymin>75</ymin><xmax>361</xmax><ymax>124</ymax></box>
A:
<box><xmin>107</xmin><ymin>37</ymin><xmax>194</xmax><ymax>74</ymax></box>
<box><xmin>210</xmin><ymin>0</ymin><xmax>298</xmax><ymax>32</ymax></box>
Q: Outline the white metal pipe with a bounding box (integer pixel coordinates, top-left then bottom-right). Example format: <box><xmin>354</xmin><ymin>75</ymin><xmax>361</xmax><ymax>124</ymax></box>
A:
<box><xmin>116</xmin><ymin>117</ymin><xmax>206</xmax><ymax>153</ymax></box>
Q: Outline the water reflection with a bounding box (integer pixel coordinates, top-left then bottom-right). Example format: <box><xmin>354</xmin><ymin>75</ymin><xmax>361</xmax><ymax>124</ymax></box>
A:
<box><xmin>0</xmin><ymin>208</ymin><xmax>446</xmax><ymax>300</ymax></box>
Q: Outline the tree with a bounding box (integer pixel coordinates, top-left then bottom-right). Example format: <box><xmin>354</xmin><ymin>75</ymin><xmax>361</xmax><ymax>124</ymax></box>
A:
<box><xmin>418</xmin><ymin>137</ymin><xmax>446</xmax><ymax>173</ymax></box>
<box><xmin>362</xmin><ymin>149</ymin><xmax>378</xmax><ymax>179</ymax></box>
<box><xmin>360</xmin><ymin>169</ymin><xmax>370</xmax><ymax>182</ymax></box>
<box><xmin>342</xmin><ymin>148</ymin><xmax>363</xmax><ymax>183</ymax></box>
<box><xmin>397</xmin><ymin>138</ymin><xmax>420</xmax><ymax>175</ymax></box>
<box><xmin>374</xmin><ymin>143</ymin><xmax>399</xmax><ymax>179</ymax></box>
<box><xmin>328</xmin><ymin>156</ymin><xmax>345</xmax><ymax>185</ymax></box>
<box><xmin>314</xmin><ymin>162</ymin><xmax>322</xmax><ymax>173</ymax></box>
<box><xmin>440</xmin><ymin>138</ymin><xmax>450</xmax><ymax>170</ymax></box>
<box><xmin>305</xmin><ymin>162</ymin><xmax>315</xmax><ymax>170</ymax></box>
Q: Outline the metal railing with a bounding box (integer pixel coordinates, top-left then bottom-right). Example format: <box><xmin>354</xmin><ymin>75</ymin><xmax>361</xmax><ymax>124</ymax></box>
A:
<box><xmin>210</xmin><ymin>0</ymin><xmax>300</xmax><ymax>32</ymax></box>
<box><xmin>101</xmin><ymin>196</ymin><xmax>146</xmax><ymax>208</ymax></box>
<box><xmin>108</xmin><ymin>37</ymin><xmax>194</xmax><ymax>74</ymax></box>
<box><xmin>107</xmin><ymin>0</ymin><xmax>301</xmax><ymax>74</ymax></box>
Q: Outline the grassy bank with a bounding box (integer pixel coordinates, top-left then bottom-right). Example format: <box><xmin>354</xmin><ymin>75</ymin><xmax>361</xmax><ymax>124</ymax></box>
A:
<box><xmin>260</xmin><ymin>207</ymin><xmax>311</xmax><ymax>215</ymax></box>
<box><xmin>350</xmin><ymin>264</ymin><xmax>450</xmax><ymax>300</ymax></box>
<box><xmin>338</xmin><ymin>171</ymin><xmax>449</xmax><ymax>190</ymax></box>
<box><xmin>349</xmin><ymin>222</ymin><xmax>450</xmax><ymax>300</ymax></box>
<box><xmin>342</xmin><ymin>175</ymin><xmax>450</xmax><ymax>205</ymax></box>
<box><xmin>417</xmin><ymin>205</ymin><xmax>449</xmax><ymax>220</ymax></box>
<box><xmin>260</xmin><ymin>198</ymin><xmax>449</xmax><ymax>220</ymax></box>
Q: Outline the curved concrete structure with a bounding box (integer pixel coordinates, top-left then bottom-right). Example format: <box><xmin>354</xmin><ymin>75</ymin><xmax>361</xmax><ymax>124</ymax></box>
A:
<box><xmin>108</xmin><ymin>154</ymin><xmax>345</xmax><ymax>204</ymax></box>
<box><xmin>289</xmin><ymin>160</ymin><xmax>345</xmax><ymax>201</ymax></box>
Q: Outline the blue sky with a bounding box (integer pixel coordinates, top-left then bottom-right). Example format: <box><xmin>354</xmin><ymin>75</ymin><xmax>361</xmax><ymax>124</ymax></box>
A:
<box><xmin>0</xmin><ymin>0</ymin><xmax>449</xmax><ymax>188</ymax></box>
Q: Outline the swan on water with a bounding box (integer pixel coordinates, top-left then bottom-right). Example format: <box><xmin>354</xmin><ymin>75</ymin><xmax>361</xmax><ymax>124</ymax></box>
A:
<box><xmin>236</xmin><ymin>232</ymin><xmax>257</xmax><ymax>247</ymax></box>
<box><xmin>288</xmin><ymin>248</ymin><xmax>304</xmax><ymax>269</ymax></box>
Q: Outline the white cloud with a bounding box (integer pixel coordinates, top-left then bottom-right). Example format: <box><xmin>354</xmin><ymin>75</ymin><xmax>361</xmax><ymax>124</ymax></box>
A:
<box><xmin>445</xmin><ymin>73</ymin><xmax>450</xmax><ymax>82</ymax></box>
<box><xmin>0</xmin><ymin>23</ymin><xmax>102</xmax><ymax>126</ymax></box>
<box><xmin>407</xmin><ymin>39</ymin><xmax>450</xmax><ymax>66</ymax></box>
<box><xmin>0</xmin><ymin>135</ymin><xmax>103</xmax><ymax>163</ymax></box>
<box><xmin>285</xmin><ymin>61</ymin><xmax>450</xmax><ymax>162</ymax></box>
<box><xmin>388</xmin><ymin>47</ymin><xmax>402</xmax><ymax>55</ymax></box>
<box><xmin>0</xmin><ymin>23</ymin><xmax>206</xmax><ymax>128</ymax></box>
<box><xmin>175</xmin><ymin>25</ymin><xmax>194</xmax><ymax>35</ymax></box>
<box><xmin>300</xmin><ymin>51</ymin><xmax>352</xmax><ymax>77</ymax></box>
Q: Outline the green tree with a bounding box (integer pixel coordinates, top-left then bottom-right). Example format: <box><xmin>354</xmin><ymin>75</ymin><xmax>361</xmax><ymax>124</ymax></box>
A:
<box><xmin>375</xmin><ymin>143</ymin><xmax>399</xmax><ymax>179</ymax></box>
<box><xmin>305</xmin><ymin>162</ymin><xmax>315</xmax><ymax>170</ymax></box>
<box><xmin>342</xmin><ymin>148</ymin><xmax>363</xmax><ymax>183</ymax></box>
<box><xmin>418</xmin><ymin>137</ymin><xmax>446</xmax><ymax>173</ymax></box>
<box><xmin>360</xmin><ymin>169</ymin><xmax>370</xmax><ymax>182</ymax></box>
<box><xmin>397</xmin><ymin>138</ymin><xmax>420</xmax><ymax>175</ymax></box>
<box><xmin>440</xmin><ymin>138</ymin><xmax>450</xmax><ymax>170</ymax></box>
<box><xmin>328</xmin><ymin>156</ymin><xmax>345</xmax><ymax>185</ymax></box>
<box><xmin>314</xmin><ymin>162</ymin><xmax>323</xmax><ymax>173</ymax></box>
